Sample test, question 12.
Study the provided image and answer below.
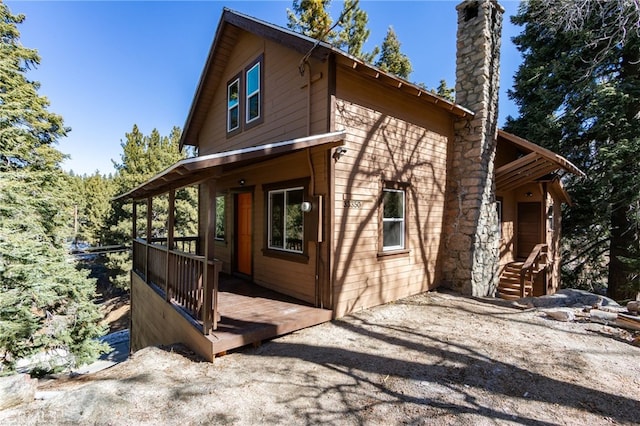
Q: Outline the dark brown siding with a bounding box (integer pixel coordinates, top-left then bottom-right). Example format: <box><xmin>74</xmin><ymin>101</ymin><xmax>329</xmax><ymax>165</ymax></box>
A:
<box><xmin>198</xmin><ymin>32</ymin><xmax>329</xmax><ymax>155</ymax></box>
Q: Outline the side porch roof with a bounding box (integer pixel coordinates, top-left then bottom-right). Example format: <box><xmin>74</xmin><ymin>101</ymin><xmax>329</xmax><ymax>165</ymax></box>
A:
<box><xmin>115</xmin><ymin>131</ymin><xmax>346</xmax><ymax>201</ymax></box>
<box><xmin>496</xmin><ymin>130</ymin><xmax>585</xmax><ymax>193</ymax></box>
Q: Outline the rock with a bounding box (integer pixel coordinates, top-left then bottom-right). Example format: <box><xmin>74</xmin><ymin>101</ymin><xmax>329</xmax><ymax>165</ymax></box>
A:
<box><xmin>627</xmin><ymin>301</ymin><xmax>639</xmax><ymax>315</ymax></box>
<box><xmin>0</xmin><ymin>374</ymin><xmax>37</xmax><ymax>410</ymax></box>
<box><xmin>522</xmin><ymin>289</ymin><xmax>621</xmax><ymax>310</ymax></box>
<box><xmin>545</xmin><ymin>309</ymin><xmax>575</xmax><ymax>322</ymax></box>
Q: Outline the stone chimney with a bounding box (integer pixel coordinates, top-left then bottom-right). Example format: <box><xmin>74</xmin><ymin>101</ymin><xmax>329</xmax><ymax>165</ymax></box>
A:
<box><xmin>442</xmin><ymin>0</ymin><xmax>503</xmax><ymax>296</ymax></box>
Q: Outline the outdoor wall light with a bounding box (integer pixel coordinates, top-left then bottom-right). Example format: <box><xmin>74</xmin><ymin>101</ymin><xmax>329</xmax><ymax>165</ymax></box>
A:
<box><xmin>525</xmin><ymin>191</ymin><xmax>533</xmax><ymax>197</ymax></box>
<box><xmin>333</xmin><ymin>147</ymin><xmax>348</xmax><ymax>161</ymax></box>
<box><xmin>301</xmin><ymin>201</ymin><xmax>312</xmax><ymax>213</ymax></box>
<box><xmin>239</xmin><ymin>179</ymin><xmax>246</xmax><ymax>186</ymax></box>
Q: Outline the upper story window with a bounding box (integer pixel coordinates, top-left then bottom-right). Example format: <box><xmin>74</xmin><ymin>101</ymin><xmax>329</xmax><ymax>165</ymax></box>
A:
<box><xmin>226</xmin><ymin>55</ymin><xmax>263</xmax><ymax>137</ymax></box>
<box><xmin>227</xmin><ymin>76</ymin><xmax>240</xmax><ymax>133</ymax></box>
<box><xmin>246</xmin><ymin>61</ymin><xmax>261</xmax><ymax>123</ymax></box>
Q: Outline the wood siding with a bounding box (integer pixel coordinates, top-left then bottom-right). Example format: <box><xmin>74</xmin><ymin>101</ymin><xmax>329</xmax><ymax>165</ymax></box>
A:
<box><xmin>331</xmin><ymin>67</ymin><xmax>454</xmax><ymax>318</ymax></box>
<box><xmin>198</xmin><ymin>31</ymin><xmax>329</xmax><ymax>155</ymax></box>
<box><xmin>195</xmin><ymin>149</ymin><xmax>330</xmax><ymax>305</ymax></box>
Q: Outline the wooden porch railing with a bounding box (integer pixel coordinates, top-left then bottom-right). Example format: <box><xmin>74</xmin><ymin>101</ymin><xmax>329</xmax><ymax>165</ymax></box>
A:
<box><xmin>148</xmin><ymin>236</ymin><xmax>200</xmax><ymax>255</ymax></box>
<box><xmin>519</xmin><ymin>243</ymin><xmax>548</xmax><ymax>298</ymax></box>
<box><xmin>132</xmin><ymin>237</ymin><xmax>221</xmax><ymax>333</ymax></box>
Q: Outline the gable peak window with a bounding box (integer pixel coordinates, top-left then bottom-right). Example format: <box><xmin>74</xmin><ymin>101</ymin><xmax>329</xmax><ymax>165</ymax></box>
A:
<box><xmin>227</xmin><ymin>76</ymin><xmax>240</xmax><ymax>133</ymax></box>
<box><xmin>225</xmin><ymin>55</ymin><xmax>264</xmax><ymax>136</ymax></box>
<box><xmin>246</xmin><ymin>61</ymin><xmax>261</xmax><ymax>123</ymax></box>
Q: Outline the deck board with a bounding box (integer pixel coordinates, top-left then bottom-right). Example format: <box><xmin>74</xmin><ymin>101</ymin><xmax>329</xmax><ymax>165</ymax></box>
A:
<box><xmin>205</xmin><ymin>275</ymin><xmax>332</xmax><ymax>355</ymax></box>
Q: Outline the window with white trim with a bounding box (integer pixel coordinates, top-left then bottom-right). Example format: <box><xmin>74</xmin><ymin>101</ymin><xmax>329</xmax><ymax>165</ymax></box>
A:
<box><xmin>268</xmin><ymin>187</ymin><xmax>304</xmax><ymax>253</ymax></box>
<box><xmin>382</xmin><ymin>188</ymin><xmax>405</xmax><ymax>251</ymax></box>
<box><xmin>227</xmin><ymin>77</ymin><xmax>240</xmax><ymax>133</ymax></box>
<box><xmin>246</xmin><ymin>61</ymin><xmax>261</xmax><ymax>123</ymax></box>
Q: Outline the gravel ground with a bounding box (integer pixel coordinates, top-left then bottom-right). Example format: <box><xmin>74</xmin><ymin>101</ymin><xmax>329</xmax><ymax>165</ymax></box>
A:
<box><xmin>1</xmin><ymin>290</ymin><xmax>639</xmax><ymax>425</ymax></box>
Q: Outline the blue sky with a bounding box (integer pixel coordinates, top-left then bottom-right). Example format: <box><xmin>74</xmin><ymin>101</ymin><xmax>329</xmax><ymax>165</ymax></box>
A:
<box><xmin>7</xmin><ymin>1</ymin><xmax>522</xmax><ymax>176</ymax></box>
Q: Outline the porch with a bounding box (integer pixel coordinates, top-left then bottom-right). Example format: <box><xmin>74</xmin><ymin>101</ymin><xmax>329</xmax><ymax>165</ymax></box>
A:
<box><xmin>131</xmin><ymin>237</ymin><xmax>332</xmax><ymax>359</ymax></box>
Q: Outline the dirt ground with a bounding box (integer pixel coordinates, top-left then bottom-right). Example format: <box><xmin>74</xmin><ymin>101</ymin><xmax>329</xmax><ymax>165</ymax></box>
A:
<box><xmin>1</xmin><ymin>290</ymin><xmax>639</xmax><ymax>425</ymax></box>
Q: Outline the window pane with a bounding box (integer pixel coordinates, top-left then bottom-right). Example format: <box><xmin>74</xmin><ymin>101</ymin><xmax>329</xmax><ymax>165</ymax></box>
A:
<box><xmin>247</xmin><ymin>94</ymin><xmax>259</xmax><ymax>121</ymax></box>
<box><xmin>246</xmin><ymin>62</ymin><xmax>260</xmax><ymax>122</ymax></box>
<box><xmin>215</xmin><ymin>196</ymin><xmax>225</xmax><ymax>240</ymax></box>
<box><xmin>269</xmin><ymin>191</ymin><xmax>284</xmax><ymax>248</ymax></box>
<box><xmin>285</xmin><ymin>189</ymin><xmax>303</xmax><ymax>252</ymax></box>
<box><xmin>247</xmin><ymin>63</ymin><xmax>259</xmax><ymax>94</ymax></box>
<box><xmin>383</xmin><ymin>221</ymin><xmax>402</xmax><ymax>248</ymax></box>
<box><xmin>228</xmin><ymin>79</ymin><xmax>239</xmax><ymax>131</ymax></box>
<box><xmin>229</xmin><ymin>106</ymin><xmax>239</xmax><ymax>130</ymax></box>
<box><xmin>383</xmin><ymin>190</ymin><xmax>403</xmax><ymax>219</ymax></box>
<box><xmin>228</xmin><ymin>80</ymin><xmax>239</xmax><ymax>108</ymax></box>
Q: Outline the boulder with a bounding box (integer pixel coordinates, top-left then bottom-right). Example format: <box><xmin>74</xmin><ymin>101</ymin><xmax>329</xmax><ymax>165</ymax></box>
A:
<box><xmin>0</xmin><ymin>373</ymin><xmax>36</xmax><ymax>410</ymax></box>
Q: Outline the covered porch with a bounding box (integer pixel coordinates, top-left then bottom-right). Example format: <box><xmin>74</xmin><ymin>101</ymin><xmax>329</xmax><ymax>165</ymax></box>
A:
<box><xmin>495</xmin><ymin>130</ymin><xmax>585</xmax><ymax>300</ymax></box>
<box><xmin>130</xmin><ymin>240</ymin><xmax>332</xmax><ymax>358</ymax></box>
<box><xmin>119</xmin><ymin>132</ymin><xmax>345</xmax><ymax>360</ymax></box>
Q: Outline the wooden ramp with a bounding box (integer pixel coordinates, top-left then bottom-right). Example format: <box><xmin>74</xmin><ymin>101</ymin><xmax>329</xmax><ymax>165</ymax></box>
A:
<box><xmin>205</xmin><ymin>276</ymin><xmax>333</xmax><ymax>355</ymax></box>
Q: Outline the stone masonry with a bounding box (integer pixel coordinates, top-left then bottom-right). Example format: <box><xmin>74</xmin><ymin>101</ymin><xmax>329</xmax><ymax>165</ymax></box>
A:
<box><xmin>442</xmin><ymin>0</ymin><xmax>503</xmax><ymax>296</ymax></box>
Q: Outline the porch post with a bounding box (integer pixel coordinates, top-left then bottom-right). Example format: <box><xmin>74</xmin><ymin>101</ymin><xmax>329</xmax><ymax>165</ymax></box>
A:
<box><xmin>145</xmin><ymin>197</ymin><xmax>152</xmax><ymax>283</ymax></box>
<box><xmin>166</xmin><ymin>189</ymin><xmax>175</xmax><ymax>301</ymax></box>
<box><xmin>132</xmin><ymin>201</ymin><xmax>137</xmax><ymax>240</ymax></box>
<box><xmin>132</xmin><ymin>201</ymin><xmax>137</xmax><ymax>277</ymax></box>
<box><xmin>202</xmin><ymin>180</ymin><xmax>217</xmax><ymax>333</ymax></box>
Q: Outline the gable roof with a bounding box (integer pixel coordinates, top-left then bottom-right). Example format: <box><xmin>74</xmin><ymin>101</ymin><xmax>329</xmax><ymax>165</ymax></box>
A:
<box><xmin>179</xmin><ymin>8</ymin><xmax>472</xmax><ymax>150</ymax></box>
<box><xmin>496</xmin><ymin>130</ymin><xmax>585</xmax><ymax>192</ymax></box>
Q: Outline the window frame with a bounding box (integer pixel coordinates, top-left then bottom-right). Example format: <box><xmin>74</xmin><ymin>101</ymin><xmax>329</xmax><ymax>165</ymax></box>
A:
<box><xmin>378</xmin><ymin>181</ymin><xmax>410</xmax><ymax>257</ymax></box>
<box><xmin>262</xmin><ymin>178</ymin><xmax>309</xmax><ymax>263</ymax></box>
<box><xmin>244</xmin><ymin>54</ymin><xmax>264</xmax><ymax>129</ymax></box>
<box><xmin>215</xmin><ymin>194</ymin><xmax>226</xmax><ymax>242</ymax></box>
<box><xmin>226</xmin><ymin>72</ymin><xmax>242</xmax><ymax>136</ymax></box>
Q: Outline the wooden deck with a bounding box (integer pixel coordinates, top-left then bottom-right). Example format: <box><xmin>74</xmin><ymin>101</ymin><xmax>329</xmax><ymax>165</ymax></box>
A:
<box><xmin>205</xmin><ymin>275</ymin><xmax>333</xmax><ymax>355</ymax></box>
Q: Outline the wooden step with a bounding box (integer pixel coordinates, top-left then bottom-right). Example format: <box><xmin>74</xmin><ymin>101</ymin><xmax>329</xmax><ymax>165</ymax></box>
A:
<box><xmin>498</xmin><ymin>261</ymin><xmax>533</xmax><ymax>299</ymax></box>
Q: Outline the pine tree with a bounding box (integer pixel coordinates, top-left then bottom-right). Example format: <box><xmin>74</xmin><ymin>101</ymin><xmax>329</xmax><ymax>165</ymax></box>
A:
<box><xmin>435</xmin><ymin>80</ymin><xmax>455</xmax><ymax>102</ymax></box>
<box><xmin>104</xmin><ymin>125</ymin><xmax>197</xmax><ymax>289</ymax></box>
<box><xmin>505</xmin><ymin>0</ymin><xmax>640</xmax><ymax>300</ymax></box>
<box><xmin>0</xmin><ymin>4</ymin><xmax>105</xmax><ymax>373</ymax></box>
<box><xmin>335</xmin><ymin>0</ymin><xmax>378</xmax><ymax>63</ymax></box>
<box><xmin>73</xmin><ymin>172</ymin><xmax>116</xmax><ymax>246</ymax></box>
<box><xmin>287</xmin><ymin>0</ymin><xmax>334</xmax><ymax>41</ymax></box>
<box><xmin>375</xmin><ymin>26</ymin><xmax>412</xmax><ymax>79</ymax></box>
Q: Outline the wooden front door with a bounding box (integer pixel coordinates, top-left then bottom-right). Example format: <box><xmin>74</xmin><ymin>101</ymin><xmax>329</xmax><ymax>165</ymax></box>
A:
<box><xmin>517</xmin><ymin>202</ymin><xmax>541</xmax><ymax>259</ymax></box>
<box><xmin>235</xmin><ymin>192</ymin><xmax>252</xmax><ymax>276</ymax></box>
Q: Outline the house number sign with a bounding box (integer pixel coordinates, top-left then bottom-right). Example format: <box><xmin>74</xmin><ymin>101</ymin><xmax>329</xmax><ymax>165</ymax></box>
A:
<box><xmin>344</xmin><ymin>200</ymin><xmax>363</xmax><ymax>208</ymax></box>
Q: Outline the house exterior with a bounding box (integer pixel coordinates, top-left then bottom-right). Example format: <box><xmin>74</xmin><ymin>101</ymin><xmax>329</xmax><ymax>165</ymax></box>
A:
<box><xmin>117</xmin><ymin>0</ymin><xmax>583</xmax><ymax>360</ymax></box>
